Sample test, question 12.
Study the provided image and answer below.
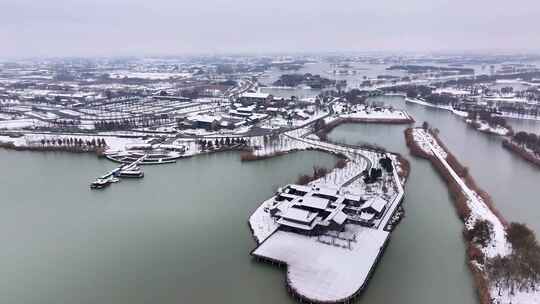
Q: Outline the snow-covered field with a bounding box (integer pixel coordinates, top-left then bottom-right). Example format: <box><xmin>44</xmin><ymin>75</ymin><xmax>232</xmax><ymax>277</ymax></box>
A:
<box><xmin>0</xmin><ymin>119</ymin><xmax>44</xmax><ymax>129</ymax></box>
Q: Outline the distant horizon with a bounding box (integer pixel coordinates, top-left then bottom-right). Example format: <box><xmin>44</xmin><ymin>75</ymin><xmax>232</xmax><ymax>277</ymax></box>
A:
<box><xmin>3</xmin><ymin>48</ymin><xmax>540</xmax><ymax>62</ymax></box>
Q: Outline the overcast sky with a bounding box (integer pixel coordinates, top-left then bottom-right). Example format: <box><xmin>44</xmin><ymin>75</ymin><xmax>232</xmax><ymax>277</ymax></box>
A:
<box><xmin>2</xmin><ymin>0</ymin><xmax>540</xmax><ymax>58</ymax></box>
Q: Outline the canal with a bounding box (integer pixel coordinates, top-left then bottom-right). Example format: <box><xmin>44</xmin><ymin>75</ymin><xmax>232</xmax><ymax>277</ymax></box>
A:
<box><xmin>328</xmin><ymin>110</ymin><xmax>477</xmax><ymax>304</ymax></box>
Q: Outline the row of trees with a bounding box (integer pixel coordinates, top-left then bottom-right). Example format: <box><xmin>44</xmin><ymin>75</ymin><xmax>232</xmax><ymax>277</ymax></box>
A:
<box><xmin>379</xmin><ymin>156</ymin><xmax>394</xmax><ymax>173</ymax></box>
<box><xmin>198</xmin><ymin>137</ymin><xmax>248</xmax><ymax>150</ymax></box>
<box><xmin>273</xmin><ymin>73</ymin><xmax>337</xmax><ymax>88</ymax></box>
<box><xmin>95</xmin><ymin>117</ymin><xmax>172</xmax><ymax>131</ymax></box>
<box><xmin>424</xmin><ymin>93</ymin><xmax>459</xmax><ymax>105</ymax></box>
<box><xmin>39</xmin><ymin>137</ymin><xmax>107</xmax><ymax>147</ymax></box>
<box><xmin>467</xmin><ymin>111</ymin><xmax>508</xmax><ymax>128</ymax></box>
<box><xmin>381</xmin><ymin>85</ymin><xmax>433</xmax><ymax>99</ymax></box>
<box><xmin>364</xmin><ymin>168</ymin><xmax>383</xmax><ymax>184</ymax></box>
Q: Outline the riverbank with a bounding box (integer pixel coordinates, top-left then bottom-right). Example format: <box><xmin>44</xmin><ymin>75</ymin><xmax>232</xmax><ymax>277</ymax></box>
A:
<box><xmin>404</xmin><ymin>97</ymin><xmax>468</xmax><ymax>117</ymax></box>
<box><xmin>465</xmin><ymin>119</ymin><xmax>512</xmax><ymax>136</ymax></box>
<box><xmin>502</xmin><ymin>139</ymin><xmax>540</xmax><ymax>168</ymax></box>
<box><xmin>405</xmin><ymin>127</ymin><xmax>540</xmax><ymax>304</ymax></box>
<box><xmin>314</xmin><ymin>114</ymin><xmax>414</xmax><ymax>141</ymax></box>
<box><xmin>404</xmin><ymin>95</ymin><xmax>515</xmax><ymax>137</ymax></box>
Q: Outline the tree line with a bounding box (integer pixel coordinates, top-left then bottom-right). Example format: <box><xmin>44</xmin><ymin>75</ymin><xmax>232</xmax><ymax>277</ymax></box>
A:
<box><xmin>511</xmin><ymin>131</ymin><xmax>540</xmax><ymax>156</ymax></box>
<box><xmin>198</xmin><ymin>137</ymin><xmax>248</xmax><ymax>151</ymax></box>
<box><xmin>39</xmin><ymin>137</ymin><xmax>107</xmax><ymax>147</ymax></box>
<box><xmin>94</xmin><ymin>117</ymin><xmax>172</xmax><ymax>131</ymax></box>
<box><xmin>467</xmin><ymin>111</ymin><xmax>509</xmax><ymax>128</ymax></box>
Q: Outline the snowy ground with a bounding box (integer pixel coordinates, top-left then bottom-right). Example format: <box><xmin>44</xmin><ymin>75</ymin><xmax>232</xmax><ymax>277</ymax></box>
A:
<box><xmin>0</xmin><ymin>133</ymin><xmax>149</xmax><ymax>152</ymax></box>
<box><xmin>252</xmin><ymin>227</ymin><xmax>388</xmax><ymax>303</ymax></box>
<box><xmin>411</xmin><ymin>128</ymin><xmax>448</xmax><ymax>158</ymax></box>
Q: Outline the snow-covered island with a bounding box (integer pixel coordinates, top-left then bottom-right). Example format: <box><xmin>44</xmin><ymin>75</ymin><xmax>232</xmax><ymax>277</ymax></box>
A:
<box><xmin>248</xmin><ymin>127</ymin><xmax>408</xmax><ymax>303</ymax></box>
<box><xmin>406</xmin><ymin>127</ymin><xmax>540</xmax><ymax>304</ymax></box>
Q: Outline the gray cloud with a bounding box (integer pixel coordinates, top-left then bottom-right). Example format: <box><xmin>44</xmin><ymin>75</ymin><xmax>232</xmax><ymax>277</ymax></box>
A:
<box><xmin>1</xmin><ymin>0</ymin><xmax>539</xmax><ymax>58</ymax></box>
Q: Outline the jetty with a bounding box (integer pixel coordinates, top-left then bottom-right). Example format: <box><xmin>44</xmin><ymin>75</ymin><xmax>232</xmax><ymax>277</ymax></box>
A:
<box><xmin>90</xmin><ymin>154</ymin><xmax>146</xmax><ymax>189</ymax></box>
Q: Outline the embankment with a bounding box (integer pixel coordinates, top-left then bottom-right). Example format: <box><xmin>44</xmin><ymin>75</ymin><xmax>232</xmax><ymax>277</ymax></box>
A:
<box><xmin>502</xmin><ymin>139</ymin><xmax>540</xmax><ymax>168</ymax></box>
<box><xmin>404</xmin><ymin>128</ymin><xmax>505</xmax><ymax>304</ymax></box>
<box><xmin>316</xmin><ymin>116</ymin><xmax>414</xmax><ymax>139</ymax></box>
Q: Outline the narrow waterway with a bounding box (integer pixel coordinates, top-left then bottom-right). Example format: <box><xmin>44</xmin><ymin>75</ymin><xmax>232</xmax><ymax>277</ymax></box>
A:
<box><xmin>328</xmin><ymin>121</ymin><xmax>477</xmax><ymax>304</ymax></box>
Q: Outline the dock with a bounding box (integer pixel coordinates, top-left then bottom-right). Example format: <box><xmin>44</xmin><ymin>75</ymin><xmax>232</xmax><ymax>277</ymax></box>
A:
<box><xmin>90</xmin><ymin>155</ymin><xmax>146</xmax><ymax>189</ymax></box>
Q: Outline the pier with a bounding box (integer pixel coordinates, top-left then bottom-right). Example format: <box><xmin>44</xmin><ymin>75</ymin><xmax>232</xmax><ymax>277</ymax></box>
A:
<box><xmin>90</xmin><ymin>155</ymin><xmax>146</xmax><ymax>189</ymax></box>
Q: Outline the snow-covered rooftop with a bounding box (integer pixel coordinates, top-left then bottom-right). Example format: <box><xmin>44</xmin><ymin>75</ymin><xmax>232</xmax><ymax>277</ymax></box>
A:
<box><xmin>281</xmin><ymin>207</ymin><xmax>318</xmax><ymax>224</ymax></box>
<box><xmin>298</xmin><ymin>196</ymin><xmax>330</xmax><ymax>210</ymax></box>
<box><xmin>240</xmin><ymin>92</ymin><xmax>270</xmax><ymax>99</ymax></box>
